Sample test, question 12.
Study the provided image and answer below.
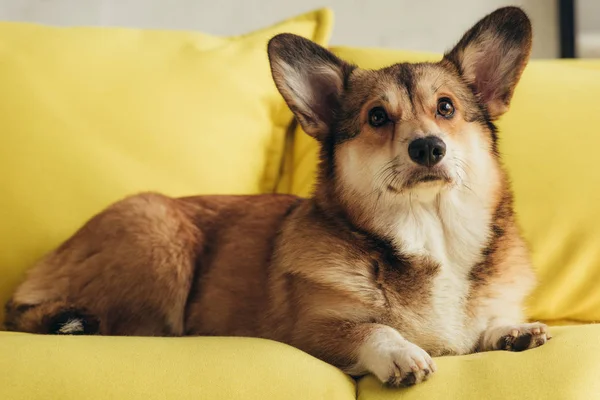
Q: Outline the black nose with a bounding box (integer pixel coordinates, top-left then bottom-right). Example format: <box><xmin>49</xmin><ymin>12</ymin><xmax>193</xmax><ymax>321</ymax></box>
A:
<box><xmin>408</xmin><ymin>136</ymin><xmax>446</xmax><ymax>167</ymax></box>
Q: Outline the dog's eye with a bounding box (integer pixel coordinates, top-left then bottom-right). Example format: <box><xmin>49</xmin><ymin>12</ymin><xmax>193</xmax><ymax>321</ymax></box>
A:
<box><xmin>368</xmin><ymin>107</ymin><xmax>389</xmax><ymax>127</ymax></box>
<box><xmin>437</xmin><ymin>98</ymin><xmax>455</xmax><ymax>118</ymax></box>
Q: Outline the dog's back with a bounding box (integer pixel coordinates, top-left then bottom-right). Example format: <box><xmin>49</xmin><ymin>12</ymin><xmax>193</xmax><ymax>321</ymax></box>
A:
<box><xmin>6</xmin><ymin>193</ymin><xmax>300</xmax><ymax>336</ymax></box>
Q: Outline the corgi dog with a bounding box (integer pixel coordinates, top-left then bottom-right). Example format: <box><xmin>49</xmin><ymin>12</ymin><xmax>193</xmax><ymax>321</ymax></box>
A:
<box><xmin>4</xmin><ymin>7</ymin><xmax>549</xmax><ymax>387</ymax></box>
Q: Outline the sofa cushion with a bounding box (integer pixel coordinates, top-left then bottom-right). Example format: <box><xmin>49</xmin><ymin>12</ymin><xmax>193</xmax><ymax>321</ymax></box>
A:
<box><xmin>281</xmin><ymin>46</ymin><xmax>600</xmax><ymax>323</ymax></box>
<box><xmin>357</xmin><ymin>324</ymin><xmax>600</xmax><ymax>399</ymax></box>
<box><xmin>0</xmin><ymin>9</ymin><xmax>332</xmax><ymax>324</ymax></box>
<box><xmin>0</xmin><ymin>333</ymin><xmax>355</xmax><ymax>400</ymax></box>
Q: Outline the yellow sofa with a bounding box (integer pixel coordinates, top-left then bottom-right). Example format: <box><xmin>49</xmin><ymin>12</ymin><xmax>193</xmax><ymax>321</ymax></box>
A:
<box><xmin>2</xmin><ymin>8</ymin><xmax>600</xmax><ymax>400</ymax></box>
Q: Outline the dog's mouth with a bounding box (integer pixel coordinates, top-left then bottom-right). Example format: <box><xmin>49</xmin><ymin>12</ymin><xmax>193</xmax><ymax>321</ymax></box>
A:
<box><xmin>387</xmin><ymin>169</ymin><xmax>452</xmax><ymax>192</ymax></box>
<box><xmin>418</xmin><ymin>174</ymin><xmax>443</xmax><ymax>183</ymax></box>
<box><xmin>408</xmin><ymin>169</ymin><xmax>452</xmax><ymax>186</ymax></box>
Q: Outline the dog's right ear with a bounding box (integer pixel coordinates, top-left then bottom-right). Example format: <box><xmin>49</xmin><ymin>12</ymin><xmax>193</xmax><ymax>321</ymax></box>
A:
<box><xmin>268</xmin><ymin>34</ymin><xmax>350</xmax><ymax>141</ymax></box>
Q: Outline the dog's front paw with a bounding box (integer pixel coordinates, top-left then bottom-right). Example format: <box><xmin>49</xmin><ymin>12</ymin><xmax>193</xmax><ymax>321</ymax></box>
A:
<box><xmin>484</xmin><ymin>322</ymin><xmax>551</xmax><ymax>352</ymax></box>
<box><xmin>355</xmin><ymin>326</ymin><xmax>436</xmax><ymax>387</ymax></box>
<box><xmin>384</xmin><ymin>341</ymin><xmax>435</xmax><ymax>387</ymax></box>
<box><xmin>498</xmin><ymin>322</ymin><xmax>551</xmax><ymax>351</ymax></box>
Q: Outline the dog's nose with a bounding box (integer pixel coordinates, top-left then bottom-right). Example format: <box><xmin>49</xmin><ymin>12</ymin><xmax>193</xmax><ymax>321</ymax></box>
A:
<box><xmin>408</xmin><ymin>136</ymin><xmax>446</xmax><ymax>167</ymax></box>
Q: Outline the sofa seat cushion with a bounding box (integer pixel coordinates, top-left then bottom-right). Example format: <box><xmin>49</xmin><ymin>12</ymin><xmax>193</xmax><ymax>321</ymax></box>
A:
<box><xmin>357</xmin><ymin>324</ymin><xmax>600</xmax><ymax>399</ymax></box>
<box><xmin>0</xmin><ymin>333</ymin><xmax>355</xmax><ymax>400</ymax></box>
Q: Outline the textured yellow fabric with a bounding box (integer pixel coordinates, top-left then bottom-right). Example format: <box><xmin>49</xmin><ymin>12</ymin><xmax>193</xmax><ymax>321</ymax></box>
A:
<box><xmin>497</xmin><ymin>60</ymin><xmax>600</xmax><ymax>323</ymax></box>
<box><xmin>1</xmin><ymin>326</ymin><xmax>598</xmax><ymax>400</ymax></box>
<box><xmin>282</xmin><ymin>46</ymin><xmax>600</xmax><ymax>323</ymax></box>
<box><xmin>358</xmin><ymin>324</ymin><xmax>600</xmax><ymax>400</ymax></box>
<box><xmin>0</xmin><ymin>9</ymin><xmax>333</xmax><ymax>324</ymax></box>
<box><xmin>0</xmin><ymin>333</ymin><xmax>355</xmax><ymax>400</ymax></box>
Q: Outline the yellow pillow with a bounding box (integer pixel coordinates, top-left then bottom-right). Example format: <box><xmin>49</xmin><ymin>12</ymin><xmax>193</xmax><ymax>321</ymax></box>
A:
<box><xmin>0</xmin><ymin>9</ymin><xmax>333</xmax><ymax>324</ymax></box>
<box><xmin>282</xmin><ymin>46</ymin><xmax>600</xmax><ymax>323</ymax></box>
<box><xmin>499</xmin><ymin>60</ymin><xmax>600</xmax><ymax>323</ymax></box>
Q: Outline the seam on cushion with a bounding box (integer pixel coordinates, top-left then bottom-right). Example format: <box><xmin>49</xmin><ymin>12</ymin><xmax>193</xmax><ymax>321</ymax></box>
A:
<box><xmin>539</xmin><ymin>318</ymin><xmax>599</xmax><ymax>326</ymax></box>
<box><xmin>311</xmin><ymin>8</ymin><xmax>334</xmax><ymax>48</ymax></box>
<box><xmin>272</xmin><ymin>118</ymin><xmax>298</xmax><ymax>194</ymax></box>
<box><xmin>229</xmin><ymin>7</ymin><xmax>333</xmax><ymax>42</ymax></box>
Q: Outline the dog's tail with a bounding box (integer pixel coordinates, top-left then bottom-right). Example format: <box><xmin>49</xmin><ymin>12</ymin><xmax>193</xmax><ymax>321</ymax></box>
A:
<box><xmin>4</xmin><ymin>299</ymin><xmax>100</xmax><ymax>335</ymax></box>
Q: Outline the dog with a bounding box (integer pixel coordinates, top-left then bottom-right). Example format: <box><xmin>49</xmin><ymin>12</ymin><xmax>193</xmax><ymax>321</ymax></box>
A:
<box><xmin>4</xmin><ymin>6</ymin><xmax>549</xmax><ymax>387</ymax></box>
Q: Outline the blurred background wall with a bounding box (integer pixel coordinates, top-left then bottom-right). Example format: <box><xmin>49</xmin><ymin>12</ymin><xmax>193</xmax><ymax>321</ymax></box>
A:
<box><xmin>0</xmin><ymin>0</ymin><xmax>597</xmax><ymax>58</ymax></box>
<box><xmin>578</xmin><ymin>0</ymin><xmax>600</xmax><ymax>57</ymax></box>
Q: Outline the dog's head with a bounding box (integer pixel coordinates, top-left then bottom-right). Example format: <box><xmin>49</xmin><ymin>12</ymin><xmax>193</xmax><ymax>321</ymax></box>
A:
<box><xmin>268</xmin><ymin>7</ymin><xmax>531</xmax><ymax>212</ymax></box>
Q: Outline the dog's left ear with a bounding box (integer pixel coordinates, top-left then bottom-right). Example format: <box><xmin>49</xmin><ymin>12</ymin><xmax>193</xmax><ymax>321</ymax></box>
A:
<box><xmin>268</xmin><ymin>33</ymin><xmax>351</xmax><ymax>141</ymax></box>
<box><xmin>443</xmin><ymin>7</ymin><xmax>532</xmax><ymax>119</ymax></box>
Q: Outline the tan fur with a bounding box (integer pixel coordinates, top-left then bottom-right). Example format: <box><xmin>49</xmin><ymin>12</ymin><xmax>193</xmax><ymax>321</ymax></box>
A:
<box><xmin>5</xmin><ymin>7</ymin><xmax>546</xmax><ymax>387</ymax></box>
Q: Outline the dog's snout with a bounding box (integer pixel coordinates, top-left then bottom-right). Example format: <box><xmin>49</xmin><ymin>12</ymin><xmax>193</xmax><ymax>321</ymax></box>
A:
<box><xmin>408</xmin><ymin>136</ymin><xmax>446</xmax><ymax>167</ymax></box>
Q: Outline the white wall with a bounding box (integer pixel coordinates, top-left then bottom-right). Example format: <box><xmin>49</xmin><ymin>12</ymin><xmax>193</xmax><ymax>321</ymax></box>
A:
<box><xmin>578</xmin><ymin>0</ymin><xmax>600</xmax><ymax>57</ymax></box>
<box><xmin>579</xmin><ymin>0</ymin><xmax>600</xmax><ymax>32</ymax></box>
<box><xmin>0</xmin><ymin>0</ymin><xmax>558</xmax><ymax>58</ymax></box>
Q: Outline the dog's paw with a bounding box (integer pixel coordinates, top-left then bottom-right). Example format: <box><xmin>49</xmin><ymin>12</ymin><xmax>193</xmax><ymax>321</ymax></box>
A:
<box><xmin>46</xmin><ymin>307</ymin><xmax>100</xmax><ymax>335</ymax></box>
<box><xmin>384</xmin><ymin>341</ymin><xmax>436</xmax><ymax>387</ymax></box>
<box><xmin>354</xmin><ymin>326</ymin><xmax>436</xmax><ymax>387</ymax></box>
<box><xmin>487</xmin><ymin>322</ymin><xmax>551</xmax><ymax>352</ymax></box>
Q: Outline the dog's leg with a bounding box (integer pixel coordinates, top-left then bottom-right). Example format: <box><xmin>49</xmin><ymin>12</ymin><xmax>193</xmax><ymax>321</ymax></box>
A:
<box><xmin>475</xmin><ymin>287</ymin><xmax>550</xmax><ymax>353</ymax></box>
<box><xmin>479</xmin><ymin>321</ymin><xmax>550</xmax><ymax>352</ymax></box>
<box><xmin>4</xmin><ymin>300</ymin><xmax>99</xmax><ymax>334</ymax></box>
<box><xmin>470</xmin><ymin>230</ymin><xmax>550</xmax><ymax>353</ymax></box>
<box><xmin>348</xmin><ymin>324</ymin><xmax>437</xmax><ymax>386</ymax></box>
<box><xmin>299</xmin><ymin>322</ymin><xmax>436</xmax><ymax>387</ymax></box>
<box><xmin>7</xmin><ymin>193</ymin><xmax>200</xmax><ymax>336</ymax></box>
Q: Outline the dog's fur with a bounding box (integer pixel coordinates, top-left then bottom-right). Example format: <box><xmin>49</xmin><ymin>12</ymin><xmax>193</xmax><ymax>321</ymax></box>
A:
<box><xmin>4</xmin><ymin>7</ymin><xmax>549</xmax><ymax>387</ymax></box>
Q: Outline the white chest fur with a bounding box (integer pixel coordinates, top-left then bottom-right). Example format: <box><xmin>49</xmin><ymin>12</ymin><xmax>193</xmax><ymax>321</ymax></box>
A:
<box><xmin>336</xmin><ymin>128</ymin><xmax>500</xmax><ymax>353</ymax></box>
<box><xmin>391</xmin><ymin>185</ymin><xmax>491</xmax><ymax>268</ymax></box>
<box><xmin>386</xmin><ymin>185</ymin><xmax>492</xmax><ymax>353</ymax></box>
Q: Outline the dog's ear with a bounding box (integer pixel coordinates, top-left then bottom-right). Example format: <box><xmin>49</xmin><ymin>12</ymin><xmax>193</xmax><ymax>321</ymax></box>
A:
<box><xmin>268</xmin><ymin>34</ymin><xmax>351</xmax><ymax>141</ymax></box>
<box><xmin>443</xmin><ymin>7</ymin><xmax>532</xmax><ymax>119</ymax></box>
